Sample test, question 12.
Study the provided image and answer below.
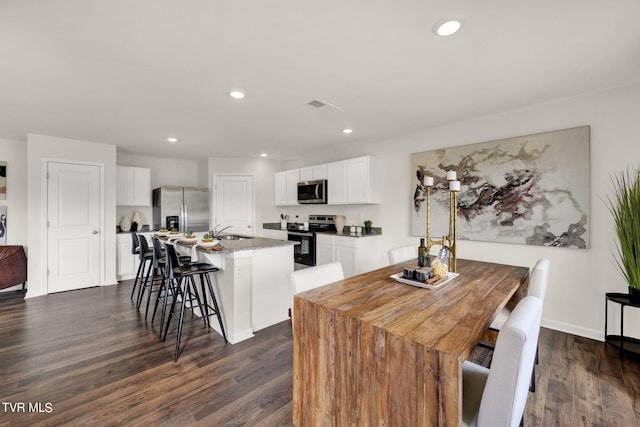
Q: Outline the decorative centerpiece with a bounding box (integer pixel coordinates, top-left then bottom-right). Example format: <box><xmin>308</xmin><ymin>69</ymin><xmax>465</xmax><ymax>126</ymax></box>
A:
<box><xmin>119</xmin><ymin>216</ymin><xmax>131</xmax><ymax>232</ymax></box>
<box><xmin>184</xmin><ymin>230</ymin><xmax>197</xmax><ymax>240</ymax></box>
<box><xmin>422</xmin><ymin>171</ymin><xmax>460</xmax><ymax>272</ymax></box>
<box><xmin>199</xmin><ymin>233</ymin><xmax>220</xmax><ymax>248</ymax></box>
<box><xmin>169</xmin><ymin>227</ymin><xmax>179</xmax><ymax>235</ymax></box>
<box><xmin>608</xmin><ymin>166</ymin><xmax>640</xmax><ymax>302</ymax></box>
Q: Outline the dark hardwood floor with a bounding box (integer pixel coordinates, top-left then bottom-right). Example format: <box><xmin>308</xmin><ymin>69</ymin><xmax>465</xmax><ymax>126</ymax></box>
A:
<box><xmin>0</xmin><ymin>281</ymin><xmax>638</xmax><ymax>426</ymax></box>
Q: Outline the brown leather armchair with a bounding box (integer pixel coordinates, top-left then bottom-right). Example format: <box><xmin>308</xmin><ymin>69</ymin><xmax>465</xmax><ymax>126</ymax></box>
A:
<box><xmin>0</xmin><ymin>245</ymin><xmax>27</xmax><ymax>290</ymax></box>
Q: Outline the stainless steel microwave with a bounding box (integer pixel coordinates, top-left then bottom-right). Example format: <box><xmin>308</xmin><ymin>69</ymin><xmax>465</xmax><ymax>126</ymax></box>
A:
<box><xmin>297</xmin><ymin>179</ymin><xmax>327</xmax><ymax>204</ymax></box>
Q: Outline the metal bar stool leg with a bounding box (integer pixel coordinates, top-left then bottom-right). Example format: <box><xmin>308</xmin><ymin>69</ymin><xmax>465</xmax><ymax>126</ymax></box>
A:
<box><xmin>175</xmin><ymin>276</ymin><xmax>197</xmax><ymax>361</ymax></box>
<box><xmin>205</xmin><ymin>273</ymin><xmax>228</xmax><ymax>343</ymax></box>
<box><xmin>131</xmin><ymin>260</ymin><xmax>145</xmax><ymax>300</ymax></box>
<box><xmin>136</xmin><ymin>258</ymin><xmax>152</xmax><ymax>309</ymax></box>
<box><xmin>151</xmin><ymin>265</ymin><xmax>166</xmax><ymax>323</ymax></box>
<box><xmin>163</xmin><ymin>277</ymin><xmax>183</xmax><ymax>342</ymax></box>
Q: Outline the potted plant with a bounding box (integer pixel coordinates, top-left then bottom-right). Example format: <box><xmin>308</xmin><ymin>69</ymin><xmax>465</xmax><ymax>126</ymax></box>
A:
<box><xmin>363</xmin><ymin>220</ymin><xmax>372</xmax><ymax>235</ymax></box>
<box><xmin>608</xmin><ymin>167</ymin><xmax>640</xmax><ymax>302</ymax></box>
<box><xmin>202</xmin><ymin>233</ymin><xmax>213</xmax><ymax>243</ymax></box>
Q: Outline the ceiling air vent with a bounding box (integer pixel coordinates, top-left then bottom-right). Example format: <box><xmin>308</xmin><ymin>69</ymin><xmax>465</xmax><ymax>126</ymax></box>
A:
<box><xmin>306</xmin><ymin>99</ymin><xmax>340</xmax><ymax>113</ymax></box>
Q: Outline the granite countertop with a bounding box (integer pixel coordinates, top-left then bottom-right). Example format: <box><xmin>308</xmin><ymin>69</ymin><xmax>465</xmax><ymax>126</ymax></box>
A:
<box><xmin>173</xmin><ymin>235</ymin><xmax>296</xmax><ymax>253</ymax></box>
<box><xmin>262</xmin><ymin>222</ymin><xmax>382</xmax><ymax>237</ymax></box>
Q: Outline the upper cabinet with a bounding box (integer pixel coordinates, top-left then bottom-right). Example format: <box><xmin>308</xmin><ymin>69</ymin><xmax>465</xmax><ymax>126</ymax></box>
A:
<box><xmin>274</xmin><ymin>156</ymin><xmax>379</xmax><ymax>206</ymax></box>
<box><xmin>116</xmin><ymin>166</ymin><xmax>151</xmax><ymax>206</ymax></box>
<box><xmin>299</xmin><ymin>164</ymin><xmax>328</xmax><ymax>181</ymax></box>
<box><xmin>274</xmin><ymin>169</ymin><xmax>300</xmax><ymax>206</ymax></box>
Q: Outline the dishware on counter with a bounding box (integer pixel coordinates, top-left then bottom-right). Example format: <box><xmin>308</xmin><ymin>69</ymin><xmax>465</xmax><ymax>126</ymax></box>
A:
<box><xmin>198</xmin><ymin>239</ymin><xmax>220</xmax><ymax>247</ymax></box>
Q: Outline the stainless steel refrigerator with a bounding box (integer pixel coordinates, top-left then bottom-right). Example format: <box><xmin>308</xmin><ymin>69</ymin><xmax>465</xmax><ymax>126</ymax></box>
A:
<box><xmin>152</xmin><ymin>186</ymin><xmax>210</xmax><ymax>232</ymax></box>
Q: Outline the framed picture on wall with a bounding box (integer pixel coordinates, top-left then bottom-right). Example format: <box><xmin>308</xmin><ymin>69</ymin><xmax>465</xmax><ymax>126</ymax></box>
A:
<box><xmin>411</xmin><ymin>126</ymin><xmax>590</xmax><ymax>249</ymax></box>
<box><xmin>0</xmin><ymin>206</ymin><xmax>6</xmax><ymax>245</ymax></box>
<box><xmin>0</xmin><ymin>161</ymin><xmax>6</xmax><ymax>200</ymax></box>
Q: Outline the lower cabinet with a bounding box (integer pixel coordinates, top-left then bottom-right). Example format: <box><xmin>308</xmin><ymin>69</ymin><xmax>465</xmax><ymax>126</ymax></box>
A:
<box><xmin>116</xmin><ymin>232</ymin><xmax>152</xmax><ymax>281</ymax></box>
<box><xmin>315</xmin><ymin>234</ymin><xmax>381</xmax><ymax>278</ymax></box>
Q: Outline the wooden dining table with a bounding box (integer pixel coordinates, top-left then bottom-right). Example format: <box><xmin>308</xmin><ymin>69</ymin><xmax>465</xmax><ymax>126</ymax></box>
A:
<box><xmin>292</xmin><ymin>257</ymin><xmax>529</xmax><ymax>427</ymax></box>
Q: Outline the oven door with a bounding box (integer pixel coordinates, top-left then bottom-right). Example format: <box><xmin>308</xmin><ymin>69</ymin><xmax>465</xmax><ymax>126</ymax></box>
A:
<box><xmin>288</xmin><ymin>231</ymin><xmax>316</xmax><ymax>266</ymax></box>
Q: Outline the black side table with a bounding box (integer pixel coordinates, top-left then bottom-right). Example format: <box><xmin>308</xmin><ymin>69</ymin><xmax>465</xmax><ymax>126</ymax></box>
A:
<box><xmin>605</xmin><ymin>292</ymin><xmax>640</xmax><ymax>360</ymax></box>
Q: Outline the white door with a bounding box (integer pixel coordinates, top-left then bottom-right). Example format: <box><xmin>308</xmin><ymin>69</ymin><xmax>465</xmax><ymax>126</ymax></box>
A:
<box><xmin>47</xmin><ymin>162</ymin><xmax>101</xmax><ymax>293</ymax></box>
<box><xmin>214</xmin><ymin>175</ymin><xmax>254</xmax><ymax>235</ymax></box>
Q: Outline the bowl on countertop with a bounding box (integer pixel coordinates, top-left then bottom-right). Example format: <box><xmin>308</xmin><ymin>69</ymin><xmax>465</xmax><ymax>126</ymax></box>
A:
<box><xmin>199</xmin><ymin>239</ymin><xmax>220</xmax><ymax>247</ymax></box>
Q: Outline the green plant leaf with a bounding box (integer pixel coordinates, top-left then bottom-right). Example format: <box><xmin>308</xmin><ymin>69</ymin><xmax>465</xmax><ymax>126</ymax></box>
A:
<box><xmin>607</xmin><ymin>166</ymin><xmax>640</xmax><ymax>289</ymax></box>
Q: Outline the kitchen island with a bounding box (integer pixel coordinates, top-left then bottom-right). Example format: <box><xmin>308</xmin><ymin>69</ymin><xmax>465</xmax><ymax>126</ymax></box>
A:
<box><xmin>173</xmin><ymin>235</ymin><xmax>296</xmax><ymax>344</ymax></box>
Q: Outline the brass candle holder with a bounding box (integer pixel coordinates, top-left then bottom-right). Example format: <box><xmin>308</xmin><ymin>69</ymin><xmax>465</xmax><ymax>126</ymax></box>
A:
<box><xmin>424</xmin><ymin>174</ymin><xmax>459</xmax><ymax>272</ymax></box>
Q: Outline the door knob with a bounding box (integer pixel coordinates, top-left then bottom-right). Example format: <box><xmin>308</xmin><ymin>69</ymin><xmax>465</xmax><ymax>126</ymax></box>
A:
<box><xmin>92</xmin><ymin>230</ymin><xmax>99</xmax><ymax>234</ymax></box>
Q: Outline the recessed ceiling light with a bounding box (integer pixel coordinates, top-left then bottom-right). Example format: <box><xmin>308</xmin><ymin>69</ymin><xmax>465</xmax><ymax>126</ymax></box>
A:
<box><xmin>260</xmin><ymin>153</ymin><xmax>268</xmax><ymax>157</ymax></box>
<box><xmin>229</xmin><ymin>89</ymin><xmax>246</xmax><ymax>99</ymax></box>
<box><xmin>434</xmin><ymin>19</ymin><xmax>462</xmax><ymax>37</ymax></box>
<box><xmin>167</xmin><ymin>137</ymin><xmax>178</xmax><ymax>143</ymax></box>
<box><xmin>342</xmin><ymin>128</ymin><xmax>353</xmax><ymax>134</ymax></box>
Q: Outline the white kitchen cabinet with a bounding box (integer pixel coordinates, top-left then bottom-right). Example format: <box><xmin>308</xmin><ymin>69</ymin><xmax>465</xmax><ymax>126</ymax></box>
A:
<box><xmin>274</xmin><ymin>156</ymin><xmax>378</xmax><ymax>206</ymax></box>
<box><xmin>327</xmin><ymin>162</ymin><xmax>346</xmax><ymax>204</ymax></box>
<box><xmin>116</xmin><ymin>233</ymin><xmax>139</xmax><ymax>280</ymax></box>
<box><xmin>315</xmin><ymin>233</ymin><xmax>381</xmax><ymax>278</ymax></box>
<box><xmin>300</xmin><ymin>164</ymin><xmax>328</xmax><ymax>181</ymax></box>
<box><xmin>274</xmin><ymin>169</ymin><xmax>300</xmax><ymax>206</ymax></box>
<box><xmin>274</xmin><ymin>172</ymin><xmax>287</xmax><ymax>206</ymax></box>
<box><xmin>315</xmin><ymin>233</ymin><xmax>335</xmax><ymax>266</ymax></box>
<box><xmin>286</xmin><ymin>170</ymin><xmax>300</xmax><ymax>205</ymax></box>
<box><xmin>116</xmin><ymin>166</ymin><xmax>151</xmax><ymax>206</ymax></box>
<box><xmin>346</xmin><ymin>156</ymin><xmax>379</xmax><ymax>203</ymax></box>
<box><xmin>116</xmin><ymin>232</ymin><xmax>154</xmax><ymax>280</ymax></box>
<box><xmin>327</xmin><ymin>156</ymin><xmax>379</xmax><ymax>205</ymax></box>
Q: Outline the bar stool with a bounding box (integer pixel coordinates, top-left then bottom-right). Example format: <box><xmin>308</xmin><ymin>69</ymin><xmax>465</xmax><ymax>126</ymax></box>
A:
<box><xmin>135</xmin><ymin>235</ymin><xmax>158</xmax><ymax>315</ymax></box>
<box><xmin>129</xmin><ymin>231</ymin><xmax>148</xmax><ymax>301</ymax></box>
<box><xmin>137</xmin><ymin>234</ymin><xmax>191</xmax><ymax>321</ymax></box>
<box><xmin>151</xmin><ymin>237</ymin><xmax>190</xmax><ymax>334</ymax></box>
<box><xmin>162</xmin><ymin>243</ymin><xmax>227</xmax><ymax>361</ymax></box>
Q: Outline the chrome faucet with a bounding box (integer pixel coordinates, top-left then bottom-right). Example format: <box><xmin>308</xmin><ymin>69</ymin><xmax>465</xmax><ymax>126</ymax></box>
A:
<box><xmin>210</xmin><ymin>224</ymin><xmax>232</xmax><ymax>238</ymax></box>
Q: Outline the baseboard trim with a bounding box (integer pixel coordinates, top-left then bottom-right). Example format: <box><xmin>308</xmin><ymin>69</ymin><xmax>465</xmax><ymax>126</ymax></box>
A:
<box><xmin>542</xmin><ymin>318</ymin><xmax>603</xmax><ymax>342</ymax></box>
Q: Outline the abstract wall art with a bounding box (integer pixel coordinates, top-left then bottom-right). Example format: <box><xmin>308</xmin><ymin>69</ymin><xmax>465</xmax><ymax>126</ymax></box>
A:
<box><xmin>411</xmin><ymin>126</ymin><xmax>590</xmax><ymax>248</ymax></box>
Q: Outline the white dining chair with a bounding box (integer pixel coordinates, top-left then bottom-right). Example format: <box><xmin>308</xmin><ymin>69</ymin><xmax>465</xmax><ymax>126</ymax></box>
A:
<box><xmin>290</xmin><ymin>262</ymin><xmax>344</xmax><ymax>328</ymax></box>
<box><xmin>490</xmin><ymin>258</ymin><xmax>550</xmax><ymax>331</ymax></box>
<box><xmin>485</xmin><ymin>258</ymin><xmax>549</xmax><ymax>392</ymax></box>
<box><xmin>462</xmin><ymin>296</ymin><xmax>543</xmax><ymax>427</ymax></box>
<box><xmin>388</xmin><ymin>245</ymin><xmax>418</xmax><ymax>264</ymax></box>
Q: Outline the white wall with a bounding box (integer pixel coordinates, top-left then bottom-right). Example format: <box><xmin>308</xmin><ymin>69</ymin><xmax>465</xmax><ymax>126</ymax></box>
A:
<box><xmin>208</xmin><ymin>157</ymin><xmax>284</xmax><ymax>234</ymax></box>
<box><xmin>0</xmin><ymin>137</ymin><xmax>28</xmax><ymax>292</ymax></box>
<box><xmin>283</xmin><ymin>82</ymin><xmax>640</xmax><ymax>341</ymax></box>
<box><xmin>27</xmin><ymin>134</ymin><xmax>118</xmax><ymax>297</ymax></box>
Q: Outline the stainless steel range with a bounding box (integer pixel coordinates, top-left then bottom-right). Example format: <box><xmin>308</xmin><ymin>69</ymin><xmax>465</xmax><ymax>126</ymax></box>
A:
<box><xmin>287</xmin><ymin>215</ymin><xmax>337</xmax><ymax>267</ymax></box>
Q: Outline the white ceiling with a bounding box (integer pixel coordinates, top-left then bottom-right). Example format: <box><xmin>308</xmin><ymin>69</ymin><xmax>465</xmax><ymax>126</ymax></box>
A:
<box><xmin>1</xmin><ymin>1</ymin><xmax>639</xmax><ymax>160</ymax></box>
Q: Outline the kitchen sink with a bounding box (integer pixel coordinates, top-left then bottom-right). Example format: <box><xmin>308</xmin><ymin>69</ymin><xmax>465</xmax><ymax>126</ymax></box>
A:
<box><xmin>217</xmin><ymin>234</ymin><xmax>253</xmax><ymax>240</ymax></box>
